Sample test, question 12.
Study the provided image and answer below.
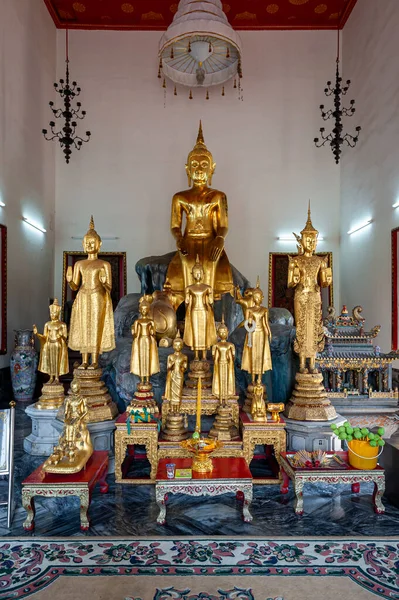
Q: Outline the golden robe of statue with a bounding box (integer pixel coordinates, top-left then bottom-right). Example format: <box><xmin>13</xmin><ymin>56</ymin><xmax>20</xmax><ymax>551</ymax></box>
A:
<box><xmin>130</xmin><ymin>300</ymin><xmax>160</xmax><ymax>382</ymax></box>
<box><xmin>43</xmin><ymin>378</ymin><xmax>93</xmax><ymax>474</ymax></box>
<box><xmin>33</xmin><ymin>299</ymin><xmax>68</xmax><ymax>383</ymax></box>
<box><xmin>241</xmin><ymin>284</ymin><xmax>272</xmax><ymax>384</ymax></box>
<box><xmin>164</xmin><ymin>333</ymin><xmax>188</xmax><ymax>409</ymax></box>
<box><xmin>166</xmin><ymin>122</ymin><xmax>233</xmax><ymax>307</ymax></box>
<box><xmin>67</xmin><ymin>216</ymin><xmax>115</xmax><ymax>369</ymax></box>
<box><xmin>288</xmin><ymin>204</ymin><xmax>332</xmax><ymax>373</ymax></box>
<box><xmin>212</xmin><ymin>321</ymin><xmax>235</xmax><ymax>402</ymax></box>
<box><xmin>183</xmin><ymin>259</ymin><xmax>217</xmax><ymax>359</ymax></box>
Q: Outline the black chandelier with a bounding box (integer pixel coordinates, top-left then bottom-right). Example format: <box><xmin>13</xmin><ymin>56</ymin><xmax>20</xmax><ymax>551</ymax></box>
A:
<box><xmin>42</xmin><ymin>30</ymin><xmax>91</xmax><ymax>164</ymax></box>
<box><xmin>314</xmin><ymin>31</ymin><xmax>361</xmax><ymax>164</ymax></box>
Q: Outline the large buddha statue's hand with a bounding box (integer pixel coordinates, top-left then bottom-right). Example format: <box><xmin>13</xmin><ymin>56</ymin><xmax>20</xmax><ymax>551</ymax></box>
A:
<box><xmin>66</xmin><ymin>266</ymin><xmax>73</xmax><ymax>283</ymax></box>
<box><xmin>209</xmin><ymin>236</ymin><xmax>224</xmax><ymax>261</ymax></box>
<box><xmin>177</xmin><ymin>236</ymin><xmax>188</xmax><ymax>256</ymax></box>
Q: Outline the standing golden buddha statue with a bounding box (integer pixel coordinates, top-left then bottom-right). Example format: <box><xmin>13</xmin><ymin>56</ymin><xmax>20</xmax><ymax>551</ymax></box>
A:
<box><xmin>162</xmin><ymin>332</ymin><xmax>189</xmax><ymax>441</ymax></box>
<box><xmin>33</xmin><ymin>299</ymin><xmax>68</xmax><ymax>408</ymax></box>
<box><xmin>285</xmin><ymin>204</ymin><xmax>336</xmax><ymax>421</ymax></box>
<box><xmin>65</xmin><ymin>216</ymin><xmax>117</xmax><ymax>422</ymax></box>
<box><xmin>166</xmin><ymin>122</ymin><xmax>234</xmax><ymax>308</ymax></box>
<box><xmin>241</xmin><ymin>281</ymin><xmax>272</xmax><ymax>412</ymax></box>
<box><xmin>130</xmin><ymin>300</ymin><xmax>160</xmax><ymax>411</ymax></box>
<box><xmin>183</xmin><ymin>258</ymin><xmax>217</xmax><ymax>391</ymax></box>
<box><xmin>209</xmin><ymin>320</ymin><xmax>238</xmax><ymax>441</ymax></box>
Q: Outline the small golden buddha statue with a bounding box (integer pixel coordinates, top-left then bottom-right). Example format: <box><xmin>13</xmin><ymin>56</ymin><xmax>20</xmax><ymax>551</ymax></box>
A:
<box><xmin>288</xmin><ymin>203</ymin><xmax>332</xmax><ymax>374</ymax></box>
<box><xmin>251</xmin><ymin>382</ymin><xmax>267</xmax><ymax>421</ymax></box>
<box><xmin>164</xmin><ymin>332</ymin><xmax>188</xmax><ymax>410</ymax></box>
<box><xmin>34</xmin><ymin>299</ymin><xmax>68</xmax><ymax>385</ymax></box>
<box><xmin>162</xmin><ymin>332</ymin><xmax>189</xmax><ymax>441</ymax></box>
<box><xmin>166</xmin><ymin>122</ymin><xmax>234</xmax><ymax>307</ymax></box>
<box><xmin>67</xmin><ymin>216</ymin><xmax>115</xmax><ymax>369</ymax></box>
<box><xmin>212</xmin><ymin>319</ymin><xmax>236</xmax><ymax>403</ymax></box>
<box><xmin>209</xmin><ymin>320</ymin><xmax>238</xmax><ymax>441</ymax></box>
<box><xmin>183</xmin><ymin>257</ymin><xmax>217</xmax><ymax>361</ymax></box>
<box><xmin>43</xmin><ymin>378</ymin><xmax>93</xmax><ymax>474</ymax></box>
<box><xmin>241</xmin><ymin>281</ymin><xmax>272</xmax><ymax>385</ymax></box>
<box><xmin>130</xmin><ymin>300</ymin><xmax>160</xmax><ymax>409</ymax></box>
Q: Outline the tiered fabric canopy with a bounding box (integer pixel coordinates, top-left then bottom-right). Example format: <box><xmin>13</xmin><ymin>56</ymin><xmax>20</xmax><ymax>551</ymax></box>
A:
<box><xmin>158</xmin><ymin>0</ymin><xmax>242</xmax><ymax>88</ymax></box>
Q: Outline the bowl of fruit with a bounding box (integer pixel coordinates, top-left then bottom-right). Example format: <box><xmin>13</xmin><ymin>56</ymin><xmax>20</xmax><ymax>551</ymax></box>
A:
<box><xmin>331</xmin><ymin>421</ymin><xmax>385</xmax><ymax>470</ymax></box>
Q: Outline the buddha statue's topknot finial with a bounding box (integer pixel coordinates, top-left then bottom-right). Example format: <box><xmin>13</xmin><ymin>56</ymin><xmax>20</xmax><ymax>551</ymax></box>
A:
<box><xmin>85</xmin><ymin>215</ymin><xmax>101</xmax><ymax>242</ymax></box>
<box><xmin>301</xmin><ymin>200</ymin><xmax>318</xmax><ymax>236</ymax></box>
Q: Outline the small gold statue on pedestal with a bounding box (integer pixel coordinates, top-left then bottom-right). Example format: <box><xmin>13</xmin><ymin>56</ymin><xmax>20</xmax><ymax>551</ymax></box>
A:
<box><xmin>130</xmin><ymin>300</ymin><xmax>160</xmax><ymax>411</ymax></box>
<box><xmin>163</xmin><ymin>332</ymin><xmax>189</xmax><ymax>441</ymax></box>
<box><xmin>209</xmin><ymin>320</ymin><xmax>239</xmax><ymax>440</ymax></box>
<box><xmin>43</xmin><ymin>378</ymin><xmax>93</xmax><ymax>474</ymax></box>
<box><xmin>33</xmin><ymin>299</ymin><xmax>68</xmax><ymax>409</ymax></box>
<box><xmin>183</xmin><ymin>257</ymin><xmax>217</xmax><ymax>390</ymax></box>
<box><xmin>251</xmin><ymin>382</ymin><xmax>267</xmax><ymax>421</ymax></box>
<box><xmin>241</xmin><ymin>281</ymin><xmax>272</xmax><ymax>413</ymax></box>
<box><xmin>285</xmin><ymin>204</ymin><xmax>336</xmax><ymax>421</ymax></box>
<box><xmin>65</xmin><ymin>216</ymin><xmax>118</xmax><ymax>422</ymax></box>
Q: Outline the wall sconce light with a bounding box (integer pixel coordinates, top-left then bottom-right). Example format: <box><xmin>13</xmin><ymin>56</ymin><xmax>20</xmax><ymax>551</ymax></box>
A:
<box><xmin>22</xmin><ymin>217</ymin><xmax>47</xmax><ymax>233</ymax></box>
<box><xmin>392</xmin><ymin>201</ymin><xmax>399</xmax><ymax>209</ymax></box>
<box><xmin>0</xmin><ymin>201</ymin><xmax>5</xmax><ymax>207</ymax></box>
<box><xmin>347</xmin><ymin>219</ymin><xmax>372</xmax><ymax>235</ymax></box>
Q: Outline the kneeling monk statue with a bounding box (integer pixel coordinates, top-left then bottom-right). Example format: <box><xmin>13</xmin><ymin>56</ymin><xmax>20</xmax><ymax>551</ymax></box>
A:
<box><xmin>166</xmin><ymin>122</ymin><xmax>234</xmax><ymax>307</ymax></box>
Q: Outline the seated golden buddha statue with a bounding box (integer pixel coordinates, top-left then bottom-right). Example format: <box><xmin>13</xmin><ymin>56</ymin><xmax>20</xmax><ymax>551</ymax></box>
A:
<box><xmin>165</xmin><ymin>122</ymin><xmax>234</xmax><ymax>307</ymax></box>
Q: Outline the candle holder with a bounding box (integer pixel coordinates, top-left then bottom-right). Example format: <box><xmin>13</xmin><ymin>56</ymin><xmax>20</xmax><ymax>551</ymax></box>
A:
<box><xmin>181</xmin><ymin>436</ymin><xmax>221</xmax><ymax>473</ymax></box>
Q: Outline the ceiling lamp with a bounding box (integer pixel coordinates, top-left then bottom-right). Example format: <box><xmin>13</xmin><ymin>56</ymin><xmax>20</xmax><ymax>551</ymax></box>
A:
<box><xmin>158</xmin><ymin>0</ymin><xmax>242</xmax><ymax>99</ymax></box>
<box><xmin>314</xmin><ymin>31</ymin><xmax>361</xmax><ymax>164</ymax></box>
<box><xmin>42</xmin><ymin>30</ymin><xmax>91</xmax><ymax>164</ymax></box>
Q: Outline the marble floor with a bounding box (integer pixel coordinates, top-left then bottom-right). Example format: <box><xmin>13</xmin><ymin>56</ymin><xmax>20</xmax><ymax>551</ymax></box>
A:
<box><xmin>1</xmin><ymin>403</ymin><xmax>399</xmax><ymax>537</ymax></box>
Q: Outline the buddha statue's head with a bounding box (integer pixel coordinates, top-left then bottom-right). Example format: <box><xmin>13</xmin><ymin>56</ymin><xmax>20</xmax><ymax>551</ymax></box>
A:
<box><xmin>173</xmin><ymin>330</ymin><xmax>183</xmax><ymax>352</ymax></box>
<box><xmin>253</xmin><ymin>277</ymin><xmax>264</xmax><ymax>306</ymax></box>
<box><xmin>218</xmin><ymin>316</ymin><xmax>229</xmax><ymax>340</ymax></box>
<box><xmin>49</xmin><ymin>298</ymin><xmax>61</xmax><ymax>321</ymax></box>
<box><xmin>70</xmin><ymin>377</ymin><xmax>81</xmax><ymax>395</ymax></box>
<box><xmin>186</xmin><ymin>121</ymin><xmax>216</xmax><ymax>187</ymax></box>
<box><xmin>83</xmin><ymin>215</ymin><xmax>102</xmax><ymax>255</ymax></box>
<box><xmin>192</xmin><ymin>255</ymin><xmax>204</xmax><ymax>282</ymax></box>
<box><xmin>294</xmin><ymin>203</ymin><xmax>318</xmax><ymax>256</ymax></box>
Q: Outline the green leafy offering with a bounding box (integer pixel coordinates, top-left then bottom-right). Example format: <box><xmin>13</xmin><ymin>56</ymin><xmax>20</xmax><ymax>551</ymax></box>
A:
<box><xmin>330</xmin><ymin>419</ymin><xmax>386</xmax><ymax>450</ymax></box>
<box><xmin>378</xmin><ymin>427</ymin><xmax>385</xmax><ymax>436</ymax></box>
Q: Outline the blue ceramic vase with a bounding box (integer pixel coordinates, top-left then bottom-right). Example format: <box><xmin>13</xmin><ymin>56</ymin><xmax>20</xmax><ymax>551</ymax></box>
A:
<box><xmin>10</xmin><ymin>329</ymin><xmax>38</xmax><ymax>402</ymax></box>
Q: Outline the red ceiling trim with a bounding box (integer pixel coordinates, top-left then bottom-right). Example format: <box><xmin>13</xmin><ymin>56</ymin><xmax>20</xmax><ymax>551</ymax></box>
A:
<box><xmin>338</xmin><ymin>0</ymin><xmax>358</xmax><ymax>29</ymax></box>
<box><xmin>43</xmin><ymin>0</ymin><xmax>63</xmax><ymax>28</ymax></box>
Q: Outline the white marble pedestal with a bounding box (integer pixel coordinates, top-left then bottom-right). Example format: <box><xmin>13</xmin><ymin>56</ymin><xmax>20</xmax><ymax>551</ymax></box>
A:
<box><xmin>285</xmin><ymin>415</ymin><xmax>346</xmax><ymax>452</ymax></box>
<box><xmin>24</xmin><ymin>405</ymin><xmax>60</xmax><ymax>456</ymax></box>
<box><xmin>53</xmin><ymin>417</ymin><xmax>117</xmax><ymax>474</ymax></box>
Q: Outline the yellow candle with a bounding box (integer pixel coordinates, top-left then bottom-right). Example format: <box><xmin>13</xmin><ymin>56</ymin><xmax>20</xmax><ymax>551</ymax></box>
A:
<box><xmin>196</xmin><ymin>376</ymin><xmax>202</xmax><ymax>433</ymax></box>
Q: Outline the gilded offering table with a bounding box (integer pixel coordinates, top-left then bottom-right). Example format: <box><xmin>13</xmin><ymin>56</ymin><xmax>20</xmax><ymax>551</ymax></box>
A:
<box><xmin>162</xmin><ymin>393</ymin><xmax>239</xmax><ymax>428</ymax></box>
<box><xmin>114</xmin><ymin>412</ymin><xmax>159</xmax><ymax>483</ymax></box>
<box><xmin>155</xmin><ymin>457</ymin><xmax>253</xmax><ymax>524</ymax></box>
<box><xmin>21</xmin><ymin>451</ymin><xmax>109</xmax><ymax>532</ymax></box>
<box><xmin>240</xmin><ymin>411</ymin><xmax>286</xmax><ymax>484</ymax></box>
<box><xmin>279</xmin><ymin>451</ymin><xmax>385</xmax><ymax>515</ymax></box>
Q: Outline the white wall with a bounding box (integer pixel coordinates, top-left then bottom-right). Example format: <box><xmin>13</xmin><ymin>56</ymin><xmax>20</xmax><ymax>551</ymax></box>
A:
<box><xmin>0</xmin><ymin>0</ymin><xmax>56</xmax><ymax>366</ymax></box>
<box><xmin>54</xmin><ymin>29</ymin><xmax>341</xmax><ymax>305</ymax></box>
<box><xmin>341</xmin><ymin>0</ymin><xmax>399</xmax><ymax>350</ymax></box>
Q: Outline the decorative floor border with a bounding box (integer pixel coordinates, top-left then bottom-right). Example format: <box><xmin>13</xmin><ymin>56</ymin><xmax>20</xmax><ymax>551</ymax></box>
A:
<box><xmin>0</xmin><ymin>538</ymin><xmax>398</xmax><ymax>599</ymax></box>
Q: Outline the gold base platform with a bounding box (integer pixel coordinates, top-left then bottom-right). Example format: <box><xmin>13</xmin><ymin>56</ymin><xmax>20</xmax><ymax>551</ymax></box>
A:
<box><xmin>208</xmin><ymin>403</ymin><xmax>239</xmax><ymax>441</ymax></box>
<box><xmin>58</xmin><ymin>368</ymin><xmax>118</xmax><ymax>423</ymax></box>
<box><xmin>129</xmin><ymin>382</ymin><xmax>157</xmax><ymax>412</ymax></box>
<box><xmin>35</xmin><ymin>382</ymin><xmax>65</xmax><ymax>410</ymax></box>
<box><xmin>285</xmin><ymin>372</ymin><xmax>337</xmax><ymax>421</ymax></box>
<box><xmin>162</xmin><ymin>411</ymin><xmax>189</xmax><ymax>442</ymax></box>
<box><xmin>162</xmin><ymin>393</ymin><xmax>239</xmax><ymax>428</ymax></box>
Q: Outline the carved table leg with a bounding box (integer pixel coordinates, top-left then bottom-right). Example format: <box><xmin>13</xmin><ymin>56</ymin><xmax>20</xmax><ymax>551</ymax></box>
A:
<box><xmin>156</xmin><ymin>488</ymin><xmax>167</xmax><ymax>524</ymax></box>
<box><xmin>351</xmin><ymin>482</ymin><xmax>360</xmax><ymax>494</ymax></box>
<box><xmin>373</xmin><ymin>478</ymin><xmax>385</xmax><ymax>514</ymax></box>
<box><xmin>22</xmin><ymin>489</ymin><xmax>35</xmax><ymax>531</ymax></box>
<box><xmin>280</xmin><ymin>467</ymin><xmax>290</xmax><ymax>495</ymax></box>
<box><xmin>293</xmin><ymin>478</ymin><xmax>304</xmax><ymax>515</ymax></box>
<box><xmin>148</xmin><ymin>436</ymin><xmax>158</xmax><ymax>480</ymax></box>
<box><xmin>114</xmin><ymin>434</ymin><xmax>123</xmax><ymax>483</ymax></box>
<box><xmin>79</xmin><ymin>489</ymin><xmax>90</xmax><ymax>531</ymax></box>
<box><xmin>242</xmin><ymin>487</ymin><xmax>253</xmax><ymax>523</ymax></box>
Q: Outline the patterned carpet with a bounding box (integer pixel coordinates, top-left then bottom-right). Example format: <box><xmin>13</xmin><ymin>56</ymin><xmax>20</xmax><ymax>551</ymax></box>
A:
<box><xmin>0</xmin><ymin>538</ymin><xmax>398</xmax><ymax>600</ymax></box>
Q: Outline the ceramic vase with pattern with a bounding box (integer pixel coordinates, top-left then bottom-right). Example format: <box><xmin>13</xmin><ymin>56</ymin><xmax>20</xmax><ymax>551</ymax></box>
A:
<box><xmin>10</xmin><ymin>329</ymin><xmax>38</xmax><ymax>402</ymax></box>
